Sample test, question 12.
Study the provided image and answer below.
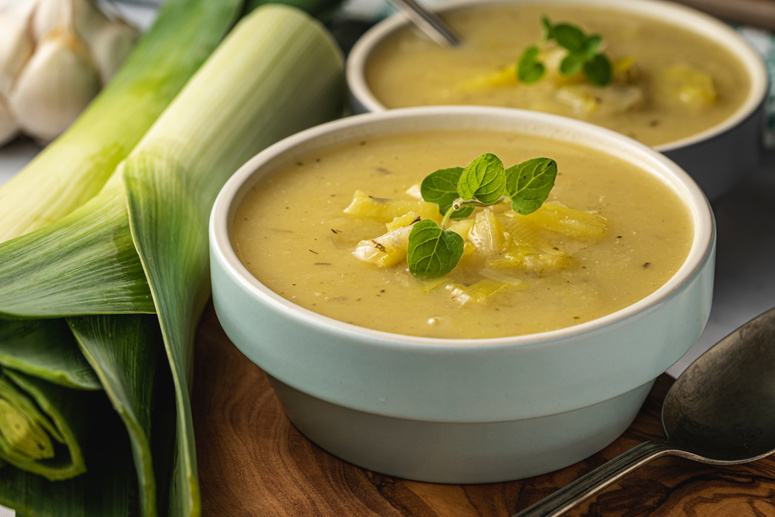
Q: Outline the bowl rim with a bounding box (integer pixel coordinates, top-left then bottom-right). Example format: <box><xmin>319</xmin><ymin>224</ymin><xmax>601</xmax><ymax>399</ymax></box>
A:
<box><xmin>210</xmin><ymin>105</ymin><xmax>715</xmax><ymax>352</ymax></box>
<box><xmin>345</xmin><ymin>0</ymin><xmax>769</xmax><ymax>152</ymax></box>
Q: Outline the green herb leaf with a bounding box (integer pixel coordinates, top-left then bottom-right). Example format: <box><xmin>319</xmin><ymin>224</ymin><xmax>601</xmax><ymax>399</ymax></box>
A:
<box><xmin>517</xmin><ymin>45</ymin><xmax>545</xmax><ymax>83</ymax></box>
<box><xmin>407</xmin><ymin>220</ymin><xmax>465</xmax><ymax>278</ymax></box>
<box><xmin>581</xmin><ymin>34</ymin><xmax>602</xmax><ymax>58</ymax></box>
<box><xmin>532</xmin><ymin>17</ymin><xmax>612</xmax><ymax>87</ymax></box>
<box><xmin>559</xmin><ymin>53</ymin><xmax>584</xmax><ymax>76</ymax></box>
<box><xmin>553</xmin><ymin>23</ymin><xmax>586</xmax><ymax>53</ymax></box>
<box><xmin>505</xmin><ymin>157</ymin><xmax>558</xmax><ymax>215</ymax></box>
<box><xmin>457</xmin><ymin>153</ymin><xmax>506</xmax><ymax>204</ymax></box>
<box><xmin>583</xmin><ymin>53</ymin><xmax>612</xmax><ymax>86</ymax></box>
<box><xmin>406</xmin><ymin>154</ymin><xmax>558</xmax><ymax>279</ymax></box>
<box><xmin>541</xmin><ymin>15</ymin><xmax>555</xmax><ymax>41</ymax></box>
<box><xmin>420</xmin><ymin>167</ymin><xmax>474</xmax><ymax>219</ymax></box>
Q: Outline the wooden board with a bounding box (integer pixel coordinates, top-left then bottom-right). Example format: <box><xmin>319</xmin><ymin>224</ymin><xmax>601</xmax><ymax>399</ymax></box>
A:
<box><xmin>192</xmin><ymin>303</ymin><xmax>775</xmax><ymax>516</ymax></box>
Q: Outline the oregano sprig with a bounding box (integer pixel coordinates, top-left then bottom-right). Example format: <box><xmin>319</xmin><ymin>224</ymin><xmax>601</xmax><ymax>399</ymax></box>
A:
<box><xmin>407</xmin><ymin>153</ymin><xmax>557</xmax><ymax>278</ymax></box>
<box><xmin>517</xmin><ymin>15</ymin><xmax>612</xmax><ymax>87</ymax></box>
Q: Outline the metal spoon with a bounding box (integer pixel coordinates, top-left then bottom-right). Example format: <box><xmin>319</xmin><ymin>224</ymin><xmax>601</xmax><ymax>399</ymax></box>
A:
<box><xmin>386</xmin><ymin>0</ymin><xmax>461</xmax><ymax>47</ymax></box>
<box><xmin>514</xmin><ymin>306</ymin><xmax>775</xmax><ymax>517</ymax></box>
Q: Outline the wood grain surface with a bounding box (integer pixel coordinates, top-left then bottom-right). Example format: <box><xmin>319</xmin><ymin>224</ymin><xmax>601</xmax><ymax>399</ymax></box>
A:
<box><xmin>192</xmin><ymin>303</ymin><xmax>775</xmax><ymax>516</ymax></box>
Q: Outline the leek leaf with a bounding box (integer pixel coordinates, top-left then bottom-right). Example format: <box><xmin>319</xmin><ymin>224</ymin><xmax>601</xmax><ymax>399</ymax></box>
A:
<box><xmin>0</xmin><ymin>320</ymin><xmax>100</xmax><ymax>390</ymax></box>
<box><xmin>0</xmin><ymin>184</ymin><xmax>153</xmax><ymax>319</ymax></box>
<box><xmin>68</xmin><ymin>314</ymin><xmax>164</xmax><ymax>517</ymax></box>
<box><xmin>122</xmin><ymin>7</ymin><xmax>344</xmax><ymax>515</ymax></box>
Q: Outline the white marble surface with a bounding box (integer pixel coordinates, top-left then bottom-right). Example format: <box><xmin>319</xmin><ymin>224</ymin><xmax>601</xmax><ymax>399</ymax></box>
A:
<box><xmin>667</xmin><ymin>152</ymin><xmax>775</xmax><ymax>375</ymax></box>
<box><xmin>0</xmin><ymin>139</ymin><xmax>39</xmax><ymax>186</ymax></box>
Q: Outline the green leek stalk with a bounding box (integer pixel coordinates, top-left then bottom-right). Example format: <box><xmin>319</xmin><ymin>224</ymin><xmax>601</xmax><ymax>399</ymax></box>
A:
<box><xmin>0</xmin><ymin>4</ymin><xmax>345</xmax><ymax>516</ymax></box>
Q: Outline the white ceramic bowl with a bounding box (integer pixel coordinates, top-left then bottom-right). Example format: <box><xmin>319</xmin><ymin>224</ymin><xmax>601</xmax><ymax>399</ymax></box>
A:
<box><xmin>209</xmin><ymin>106</ymin><xmax>715</xmax><ymax>483</ymax></box>
<box><xmin>346</xmin><ymin>0</ymin><xmax>768</xmax><ymax>201</ymax></box>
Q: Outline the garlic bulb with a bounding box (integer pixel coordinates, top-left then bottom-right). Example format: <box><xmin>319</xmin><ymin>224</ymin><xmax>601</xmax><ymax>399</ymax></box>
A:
<box><xmin>0</xmin><ymin>0</ymin><xmax>139</xmax><ymax>146</ymax></box>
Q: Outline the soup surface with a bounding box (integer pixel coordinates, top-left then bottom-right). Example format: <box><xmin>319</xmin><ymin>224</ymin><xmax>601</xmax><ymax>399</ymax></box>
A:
<box><xmin>232</xmin><ymin>130</ymin><xmax>693</xmax><ymax>339</ymax></box>
<box><xmin>365</xmin><ymin>3</ymin><xmax>750</xmax><ymax>146</ymax></box>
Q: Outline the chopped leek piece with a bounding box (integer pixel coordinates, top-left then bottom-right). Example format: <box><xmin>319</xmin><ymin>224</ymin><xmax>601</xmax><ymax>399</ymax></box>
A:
<box><xmin>523</xmin><ymin>202</ymin><xmax>607</xmax><ymax>238</ymax></box>
<box><xmin>386</xmin><ymin>210</ymin><xmax>421</xmax><ymax>232</ymax></box>
<box><xmin>446</xmin><ymin>279</ymin><xmax>514</xmax><ymax>305</ymax></box>
<box><xmin>457</xmin><ymin>65</ymin><xmax>518</xmax><ymax>91</ymax></box>
<box><xmin>656</xmin><ymin>64</ymin><xmax>717</xmax><ymax>108</ymax></box>
<box><xmin>554</xmin><ymin>83</ymin><xmax>644</xmax><ymax>117</ymax></box>
<box><xmin>489</xmin><ymin>242</ymin><xmax>572</xmax><ymax>272</ymax></box>
<box><xmin>344</xmin><ymin>190</ymin><xmax>442</xmax><ymax>223</ymax></box>
<box><xmin>353</xmin><ymin>225</ymin><xmax>414</xmax><ymax>267</ymax></box>
<box><xmin>468</xmin><ymin>208</ymin><xmax>509</xmax><ymax>256</ymax></box>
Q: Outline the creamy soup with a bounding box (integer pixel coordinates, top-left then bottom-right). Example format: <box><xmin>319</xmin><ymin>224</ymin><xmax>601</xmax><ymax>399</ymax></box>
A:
<box><xmin>232</xmin><ymin>130</ymin><xmax>693</xmax><ymax>339</ymax></box>
<box><xmin>364</xmin><ymin>3</ymin><xmax>751</xmax><ymax>146</ymax></box>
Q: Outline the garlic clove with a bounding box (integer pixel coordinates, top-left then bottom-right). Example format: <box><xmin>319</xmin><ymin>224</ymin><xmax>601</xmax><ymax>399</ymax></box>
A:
<box><xmin>81</xmin><ymin>16</ymin><xmax>139</xmax><ymax>84</ymax></box>
<box><xmin>0</xmin><ymin>2</ymin><xmax>36</xmax><ymax>97</ymax></box>
<box><xmin>0</xmin><ymin>94</ymin><xmax>19</xmax><ymax>146</ymax></box>
<box><xmin>35</xmin><ymin>0</ymin><xmax>139</xmax><ymax>85</ymax></box>
<box><xmin>0</xmin><ymin>0</ymin><xmax>34</xmax><ymax>13</ymax></box>
<box><xmin>71</xmin><ymin>0</ymin><xmax>112</xmax><ymax>35</ymax></box>
<box><xmin>32</xmin><ymin>0</ymin><xmax>70</xmax><ymax>44</ymax></box>
<box><xmin>9</xmin><ymin>26</ymin><xmax>101</xmax><ymax>143</ymax></box>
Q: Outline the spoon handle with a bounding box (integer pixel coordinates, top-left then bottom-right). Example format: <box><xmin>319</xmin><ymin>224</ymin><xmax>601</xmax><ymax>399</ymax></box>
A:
<box><xmin>386</xmin><ymin>0</ymin><xmax>462</xmax><ymax>47</ymax></box>
<box><xmin>512</xmin><ymin>439</ymin><xmax>678</xmax><ymax>517</ymax></box>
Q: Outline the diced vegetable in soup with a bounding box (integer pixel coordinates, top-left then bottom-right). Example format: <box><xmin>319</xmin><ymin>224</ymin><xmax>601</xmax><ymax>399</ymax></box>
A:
<box><xmin>232</xmin><ymin>130</ymin><xmax>692</xmax><ymax>339</ymax></box>
<box><xmin>365</xmin><ymin>4</ymin><xmax>750</xmax><ymax>146</ymax></box>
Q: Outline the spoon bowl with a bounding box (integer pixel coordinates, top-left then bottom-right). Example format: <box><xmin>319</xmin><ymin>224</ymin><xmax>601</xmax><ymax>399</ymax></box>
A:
<box><xmin>515</xmin><ymin>306</ymin><xmax>775</xmax><ymax>516</ymax></box>
<box><xmin>664</xmin><ymin>307</ymin><xmax>775</xmax><ymax>463</ymax></box>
